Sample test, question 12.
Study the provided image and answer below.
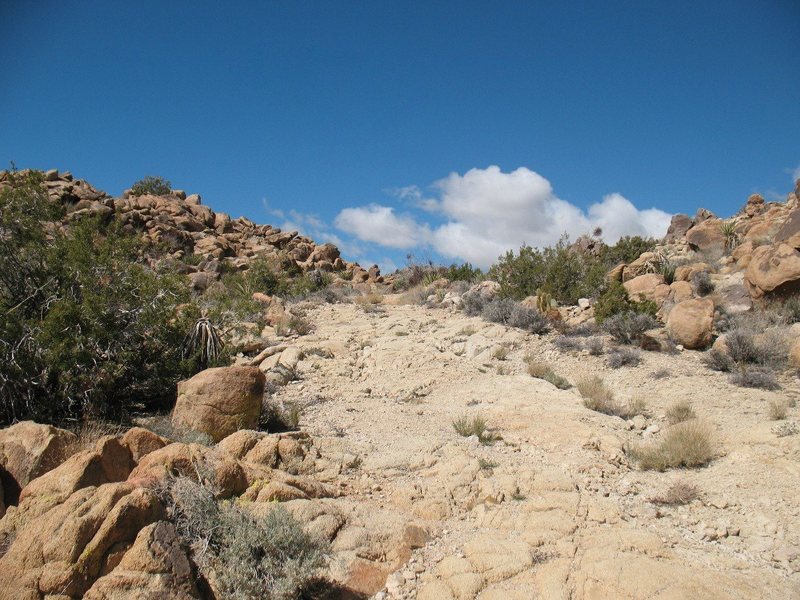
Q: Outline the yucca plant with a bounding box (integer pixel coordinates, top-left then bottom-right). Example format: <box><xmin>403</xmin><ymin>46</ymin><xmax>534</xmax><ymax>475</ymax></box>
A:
<box><xmin>182</xmin><ymin>317</ymin><xmax>223</xmax><ymax>369</ymax></box>
<box><xmin>720</xmin><ymin>221</ymin><xmax>739</xmax><ymax>252</ymax></box>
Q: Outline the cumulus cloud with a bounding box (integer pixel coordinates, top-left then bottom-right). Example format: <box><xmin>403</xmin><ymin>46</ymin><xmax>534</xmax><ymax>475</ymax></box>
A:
<box><xmin>333</xmin><ymin>166</ymin><xmax>672</xmax><ymax>268</ymax></box>
<box><xmin>334</xmin><ymin>204</ymin><xmax>431</xmax><ymax>248</ymax></box>
<box><xmin>792</xmin><ymin>164</ymin><xmax>800</xmax><ymax>182</ymax></box>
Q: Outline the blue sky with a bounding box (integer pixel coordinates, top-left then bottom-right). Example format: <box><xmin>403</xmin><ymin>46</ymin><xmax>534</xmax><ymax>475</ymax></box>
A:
<box><xmin>2</xmin><ymin>1</ymin><xmax>799</xmax><ymax>272</ymax></box>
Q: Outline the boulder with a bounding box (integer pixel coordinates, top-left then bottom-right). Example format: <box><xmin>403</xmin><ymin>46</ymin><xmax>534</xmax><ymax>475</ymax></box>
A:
<box><xmin>623</xmin><ymin>274</ymin><xmax>665</xmax><ymax>303</ymax></box>
<box><xmin>666</xmin><ymin>298</ymin><xmax>715</xmax><ymax>349</ymax></box>
<box><xmin>120</xmin><ymin>428</ymin><xmax>168</xmax><ymax>463</ymax></box>
<box><xmin>664</xmin><ymin>214</ymin><xmax>693</xmax><ymax>243</ymax></box>
<box><xmin>171</xmin><ymin>366</ymin><xmax>265</xmax><ymax>443</ymax></box>
<box><xmin>674</xmin><ymin>262</ymin><xmax>711</xmax><ymax>282</ymax></box>
<box><xmin>668</xmin><ymin>281</ymin><xmax>693</xmax><ymax>303</ymax></box>
<box><xmin>0</xmin><ymin>482</ymin><xmax>163</xmax><ymax>599</ymax></box>
<box><xmin>0</xmin><ymin>421</ymin><xmax>77</xmax><ymax>506</ymax></box>
<box><xmin>775</xmin><ymin>208</ymin><xmax>800</xmax><ymax>249</ymax></box>
<box><xmin>84</xmin><ymin>521</ymin><xmax>202</xmax><ymax>599</ymax></box>
<box><xmin>744</xmin><ymin>243</ymin><xmax>800</xmax><ymax>298</ymax></box>
<box><xmin>685</xmin><ymin>218</ymin><xmax>725</xmax><ymax>254</ymax></box>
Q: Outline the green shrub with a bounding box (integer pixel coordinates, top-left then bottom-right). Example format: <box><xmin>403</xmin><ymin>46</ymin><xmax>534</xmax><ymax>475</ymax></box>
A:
<box><xmin>452</xmin><ymin>414</ymin><xmax>495</xmax><ymax>443</ymax></box>
<box><xmin>0</xmin><ymin>172</ymin><xmax>196</xmax><ymax>424</ymax></box>
<box><xmin>600</xmin><ymin>235</ymin><xmax>657</xmax><ymax>266</ymax></box>
<box><xmin>594</xmin><ymin>281</ymin><xmax>658</xmax><ymax>323</ymax></box>
<box><xmin>130</xmin><ymin>175</ymin><xmax>172</xmax><ymax>196</ymax></box>
<box><xmin>525</xmin><ymin>359</ymin><xmax>571</xmax><ymax>389</ymax></box>
<box><xmin>445</xmin><ymin>262</ymin><xmax>483</xmax><ymax>283</ymax></box>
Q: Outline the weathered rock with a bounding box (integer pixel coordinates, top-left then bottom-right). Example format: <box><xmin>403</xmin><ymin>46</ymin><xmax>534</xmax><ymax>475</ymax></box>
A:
<box><xmin>171</xmin><ymin>366</ymin><xmax>265</xmax><ymax>443</ymax></box>
<box><xmin>84</xmin><ymin>521</ymin><xmax>201</xmax><ymax>599</ymax></box>
<box><xmin>745</xmin><ymin>243</ymin><xmax>800</xmax><ymax>297</ymax></box>
<box><xmin>775</xmin><ymin>208</ymin><xmax>800</xmax><ymax>249</ymax></box>
<box><xmin>623</xmin><ymin>274</ymin><xmax>665</xmax><ymax>303</ymax></box>
<box><xmin>128</xmin><ymin>443</ymin><xmax>247</xmax><ymax>499</ymax></box>
<box><xmin>685</xmin><ymin>218</ymin><xmax>725</xmax><ymax>254</ymax></box>
<box><xmin>0</xmin><ymin>482</ymin><xmax>163</xmax><ymax>599</ymax></box>
<box><xmin>666</xmin><ymin>298</ymin><xmax>714</xmax><ymax>349</ymax></box>
<box><xmin>120</xmin><ymin>428</ymin><xmax>168</xmax><ymax>463</ymax></box>
<box><xmin>0</xmin><ymin>421</ymin><xmax>77</xmax><ymax>505</ymax></box>
<box><xmin>664</xmin><ymin>213</ymin><xmax>693</xmax><ymax>242</ymax></box>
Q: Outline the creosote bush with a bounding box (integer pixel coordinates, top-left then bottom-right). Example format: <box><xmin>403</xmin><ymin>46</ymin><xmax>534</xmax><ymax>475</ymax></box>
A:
<box><xmin>630</xmin><ymin>420</ymin><xmax>714</xmax><ymax>471</ymax></box>
<box><xmin>594</xmin><ymin>281</ymin><xmax>658</xmax><ymax>323</ymax></box>
<box><xmin>729</xmin><ymin>367</ymin><xmax>780</xmax><ymax>390</ymax></box>
<box><xmin>692</xmin><ymin>271</ymin><xmax>715</xmax><ymax>296</ymax></box>
<box><xmin>586</xmin><ymin>337</ymin><xmax>604</xmax><ymax>356</ymax></box>
<box><xmin>553</xmin><ymin>336</ymin><xmax>582</xmax><ymax>352</ymax></box>
<box><xmin>159</xmin><ymin>476</ymin><xmax>329</xmax><ymax>600</ymax></box>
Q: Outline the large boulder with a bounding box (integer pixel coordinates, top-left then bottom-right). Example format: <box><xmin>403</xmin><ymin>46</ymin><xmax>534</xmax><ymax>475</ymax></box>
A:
<box><xmin>0</xmin><ymin>482</ymin><xmax>163</xmax><ymax>599</ymax></box>
<box><xmin>744</xmin><ymin>243</ymin><xmax>800</xmax><ymax>298</ymax></box>
<box><xmin>685</xmin><ymin>218</ymin><xmax>725</xmax><ymax>254</ymax></box>
<box><xmin>84</xmin><ymin>521</ymin><xmax>202</xmax><ymax>599</ymax></box>
<box><xmin>0</xmin><ymin>421</ymin><xmax>77</xmax><ymax>505</ymax></box>
<box><xmin>171</xmin><ymin>366</ymin><xmax>265</xmax><ymax>443</ymax></box>
<box><xmin>666</xmin><ymin>298</ymin><xmax>714</xmax><ymax>349</ymax></box>
<box><xmin>664</xmin><ymin>214</ymin><xmax>693</xmax><ymax>243</ymax></box>
<box><xmin>623</xmin><ymin>274</ymin><xmax>667</xmax><ymax>304</ymax></box>
<box><xmin>775</xmin><ymin>208</ymin><xmax>800</xmax><ymax>249</ymax></box>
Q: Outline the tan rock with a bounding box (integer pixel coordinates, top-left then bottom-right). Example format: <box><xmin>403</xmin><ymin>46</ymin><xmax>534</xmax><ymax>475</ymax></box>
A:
<box><xmin>666</xmin><ymin>298</ymin><xmax>714</xmax><ymax>349</ymax></box>
<box><xmin>686</xmin><ymin>218</ymin><xmax>726</xmax><ymax>254</ymax></box>
<box><xmin>623</xmin><ymin>274</ymin><xmax>665</xmax><ymax>303</ymax></box>
<box><xmin>668</xmin><ymin>280</ymin><xmax>693</xmax><ymax>303</ymax></box>
<box><xmin>745</xmin><ymin>243</ymin><xmax>800</xmax><ymax>297</ymax></box>
<box><xmin>0</xmin><ymin>482</ymin><xmax>163</xmax><ymax>599</ymax></box>
<box><xmin>0</xmin><ymin>421</ymin><xmax>77</xmax><ymax>503</ymax></box>
<box><xmin>84</xmin><ymin>521</ymin><xmax>201</xmax><ymax>599</ymax></box>
<box><xmin>674</xmin><ymin>262</ymin><xmax>711</xmax><ymax>282</ymax></box>
<box><xmin>171</xmin><ymin>366</ymin><xmax>265</xmax><ymax>443</ymax></box>
<box><xmin>128</xmin><ymin>443</ymin><xmax>247</xmax><ymax>499</ymax></box>
<box><xmin>120</xmin><ymin>428</ymin><xmax>167</xmax><ymax>463</ymax></box>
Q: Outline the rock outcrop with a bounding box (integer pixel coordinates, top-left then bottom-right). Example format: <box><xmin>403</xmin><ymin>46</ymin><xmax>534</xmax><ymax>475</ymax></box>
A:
<box><xmin>666</xmin><ymin>298</ymin><xmax>714</xmax><ymax>349</ymax></box>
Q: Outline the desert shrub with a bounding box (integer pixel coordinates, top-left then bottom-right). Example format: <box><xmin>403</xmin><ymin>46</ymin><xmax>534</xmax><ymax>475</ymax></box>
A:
<box><xmin>702</xmin><ymin>348</ymin><xmax>733</xmax><ymax>372</ymax></box>
<box><xmin>600</xmin><ymin>235</ymin><xmax>657</xmax><ymax>266</ymax></box>
<box><xmin>526</xmin><ymin>359</ymin><xmax>571</xmax><ymax>389</ymax></box>
<box><xmin>651</xmin><ymin>481</ymin><xmax>700</xmax><ymax>505</ymax></box>
<box><xmin>631</xmin><ymin>420</ymin><xmax>714</xmax><ymax>471</ymax></box>
<box><xmin>182</xmin><ymin>318</ymin><xmax>224</xmax><ymax>369</ymax></box>
<box><xmin>452</xmin><ymin>414</ymin><xmax>494</xmax><ymax>443</ymax></box>
<box><xmin>461</xmin><ymin>291</ymin><xmax>487</xmax><ymax>317</ymax></box>
<box><xmin>658</xmin><ymin>261</ymin><xmax>676</xmax><ymax>285</ymax></box>
<box><xmin>489</xmin><ymin>235</ymin><xmax>607</xmax><ymax>304</ymax></box>
<box><xmin>768</xmin><ymin>399</ymin><xmax>789</xmax><ymax>421</ymax></box>
<box><xmin>602</xmin><ymin>311</ymin><xmax>658</xmax><ymax>345</ymax></box>
<box><xmin>607</xmin><ymin>348</ymin><xmax>641</xmax><ymax>369</ymax></box>
<box><xmin>130</xmin><ymin>175</ymin><xmax>171</xmax><ymax>196</ymax></box>
<box><xmin>0</xmin><ymin>171</ymin><xmax>196</xmax><ymax>424</ymax></box>
<box><xmin>481</xmin><ymin>298</ymin><xmax>517</xmax><ymax>325</ymax></box>
<box><xmin>594</xmin><ymin>281</ymin><xmax>658</xmax><ymax>323</ymax></box>
<box><xmin>776</xmin><ymin>296</ymin><xmax>800</xmax><ymax>324</ymax></box>
<box><xmin>507</xmin><ymin>304</ymin><xmax>550</xmax><ymax>334</ymax></box>
<box><xmin>444</xmin><ymin>262</ymin><xmax>483</xmax><ymax>283</ymax></box>
<box><xmin>650</xmin><ymin>368</ymin><xmax>671</xmax><ymax>379</ymax></box>
<box><xmin>160</xmin><ymin>476</ymin><xmax>329</xmax><ymax>600</ymax></box>
<box><xmin>692</xmin><ymin>271</ymin><xmax>715</xmax><ymax>296</ymax></box>
<box><xmin>576</xmin><ymin>376</ymin><xmax>615</xmax><ymax>413</ymax></box>
<box><xmin>729</xmin><ymin>367</ymin><xmax>780</xmax><ymax>390</ymax></box>
<box><xmin>559</xmin><ymin>322</ymin><xmax>598</xmax><ymax>337</ymax></box>
<box><xmin>493</xmin><ymin>344</ymin><xmax>511</xmax><ymax>361</ymax></box>
<box><xmin>666</xmin><ymin>400</ymin><xmax>696</xmax><ymax>425</ymax></box>
<box><xmin>553</xmin><ymin>336</ymin><xmax>582</xmax><ymax>352</ymax></box>
<box><xmin>586</xmin><ymin>337</ymin><xmax>604</xmax><ymax>355</ymax></box>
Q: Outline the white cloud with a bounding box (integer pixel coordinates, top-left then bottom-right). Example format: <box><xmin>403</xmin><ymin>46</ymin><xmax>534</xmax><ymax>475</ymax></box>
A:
<box><xmin>792</xmin><ymin>164</ymin><xmax>800</xmax><ymax>182</ymax></box>
<box><xmin>334</xmin><ymin>204</ymin><xmax>430</xmax><ymax>249</ymax></box>
<box><xmin>334</xmin><ymin>166</ymin><xmax>672</xmax><ymax>268</ymax></box>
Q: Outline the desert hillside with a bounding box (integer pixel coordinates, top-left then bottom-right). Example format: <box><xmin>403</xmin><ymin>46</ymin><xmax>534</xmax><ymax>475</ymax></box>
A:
<box><xmin>0</xmin><ymin>171</ymin><xmax>798</xmax><ymax>599</ymax></box>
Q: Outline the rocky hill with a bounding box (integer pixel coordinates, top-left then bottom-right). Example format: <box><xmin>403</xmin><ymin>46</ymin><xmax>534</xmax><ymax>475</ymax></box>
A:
<box><xmin>0</xmin><ymin>171</ymin><xmax>798</xmax><ymax>599</ymax></box>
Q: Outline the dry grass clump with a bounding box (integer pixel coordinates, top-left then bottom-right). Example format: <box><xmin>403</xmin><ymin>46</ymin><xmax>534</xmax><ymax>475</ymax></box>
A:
<box><xmin>260</xmin><ymin>398</ymin><xmax>302</xmax><ymax>432</ymax></box>
<box><xmin>630</xmin><ymin>420</ymin><xmax>714</xmax><ymax>471</ymax></box>
<box><xmin>650</xmin><ymin>368</ymin><xmax>671</xmax><ymax>380</ymax></box>
<box><xmin>452</xmin><ymin>414</ymin><xmax>495</xmax><ymax>444</ymax></box>
<box><xmin>768</xmin><ymin>399</ymin><xmax>789</xmax><ymax>421</ymax></box>
<box><xmin>144</xmin><ymin>415</ymin><xmax>214</xmax><ymax>446</ymax></box>
<box><xmin>493</xmin><ymin>344</ymin><xmax>511</xmax><ymax>361</ymax></box>
<box><xmin>666</xmin><ymin>400</ymin><xmax>696</xmax><ymax>425</ymax></box>
<box><xmin>526</xmin><ymin>358</ymin><xmax>571</xmax><ymax>389</ymax></box>
<box><xmin>576</xmin><ymin>376</ymin><xmax>646</xmax><ymax>418</ymax></box>
<box><xmin>576</xmin><ymin>376</ymin><xmax>615</xmax><ymax>413</ymax></box>
<box><xmin>68</xmin><ymin>419</ymin><xmax>126</xmax><ymax>453</ymax></box>
<box><xmin>651</xmin><ymin>480</ymin><xmax>701</xmax><ymax>505</ymax></box>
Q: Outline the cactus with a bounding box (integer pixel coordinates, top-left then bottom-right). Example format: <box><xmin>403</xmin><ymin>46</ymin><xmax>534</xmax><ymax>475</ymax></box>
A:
<box><xmin>536</xmin><ymin>289</ymin><xmax>555</xmax><ymax>313</ymax></box>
